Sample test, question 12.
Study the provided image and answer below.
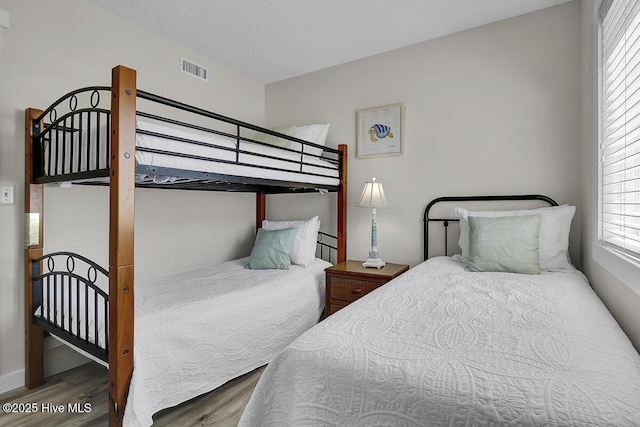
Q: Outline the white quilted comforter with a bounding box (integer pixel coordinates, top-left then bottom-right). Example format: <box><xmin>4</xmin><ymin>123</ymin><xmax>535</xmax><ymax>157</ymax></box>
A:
<box><xmin>123</xmin><ymin>257</ymin><xmax>330</xmax><ymax>427</ymax></box>
<box><xmin>240</xmin><ymin>256</ymin><xmax>640</xmax><ymax>426</ymax></box>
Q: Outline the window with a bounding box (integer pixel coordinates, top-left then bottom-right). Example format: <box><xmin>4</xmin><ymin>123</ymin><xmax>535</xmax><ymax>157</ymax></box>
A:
<box><xmin>600</xmin><ymin>0</ymin><xmax>640</xmax><ymax>262</ymax></box>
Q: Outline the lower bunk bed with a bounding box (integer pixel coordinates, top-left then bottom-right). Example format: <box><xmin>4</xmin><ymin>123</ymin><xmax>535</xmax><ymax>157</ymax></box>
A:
<box><xmin>32</xmin><ymin>244</ymin><xmax>332</xmax><ymax>426</ymax></box>
<box><xmin>24</xmin><ymin>65</ymin><xmax>348</xmax><ymax>426</ymax></box>
<box><xmin>239</xmin><ymin>195</ymin><xmax>640</xmax><ymax>427</ymax></box>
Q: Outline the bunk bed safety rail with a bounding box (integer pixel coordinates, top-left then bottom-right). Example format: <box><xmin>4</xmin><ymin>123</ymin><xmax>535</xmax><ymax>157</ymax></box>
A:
<box><xmin>136</xmin><ymin>90</ymin><xmax>341</xmax><ymax>157</ymax></box>
<box><xmin>135</xmin><ymin>90</ymin><xmax>342</xmax><ymax>184</ymax></box>
<box><xmin>30</xmin><ymin>251</ymin><xmax>109</xmax><ymax>362</ymax></box>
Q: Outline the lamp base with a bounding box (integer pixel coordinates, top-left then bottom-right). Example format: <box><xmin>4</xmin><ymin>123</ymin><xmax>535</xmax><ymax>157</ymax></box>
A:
<box><xmin>362</xmin><ymin>258</ymin><xmax>386</xmax><ymax>269</ymax></box>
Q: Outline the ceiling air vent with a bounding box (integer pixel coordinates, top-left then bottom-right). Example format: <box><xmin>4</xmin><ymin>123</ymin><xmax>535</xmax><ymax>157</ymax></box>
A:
<box><xmin>180</xmin><ymin>57</ymin><xmax>209</xmax><ymax>82</ymax></box>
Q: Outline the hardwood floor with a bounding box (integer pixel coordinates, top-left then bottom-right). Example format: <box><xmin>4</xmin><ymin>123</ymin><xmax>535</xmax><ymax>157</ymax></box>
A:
<box><xmin>0</xmin><ymin>362</ymin><xmax>263</xmax><ymax>427</ymax></box>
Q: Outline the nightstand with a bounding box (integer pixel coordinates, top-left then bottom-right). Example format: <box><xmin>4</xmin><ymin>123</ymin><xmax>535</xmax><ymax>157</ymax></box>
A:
<box><xmin>324</xmin><ymin>260</ymin><xmax>409</xmax><ymax>317</ymax></box>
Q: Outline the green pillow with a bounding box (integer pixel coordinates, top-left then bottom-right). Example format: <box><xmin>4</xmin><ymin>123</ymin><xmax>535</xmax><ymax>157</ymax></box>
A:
<box><xmin>246</xmin><ymin>228</ymin><xmax>298</xmax><ymax>270</ymax></box>
<box><xmin>254</xmin><ymin>125</ymin><xmax>296</xmax><ymax>148</ymax></box>
<box><xmin>467</xmin><ymin>215</ymin><xmax>541</xmax><ymax>274</ymax></box>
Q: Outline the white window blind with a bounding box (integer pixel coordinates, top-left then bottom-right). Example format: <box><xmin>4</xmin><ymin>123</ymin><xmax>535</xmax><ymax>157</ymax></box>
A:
<box><xmin>600</xmin><ymin>0</ymin><xmax>640</xmax><ymax>261</ymax></box>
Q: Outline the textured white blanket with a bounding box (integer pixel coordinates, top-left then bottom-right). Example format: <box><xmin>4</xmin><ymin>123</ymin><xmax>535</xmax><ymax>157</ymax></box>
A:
<box><xmin>123</xmin><ymin>257</ymin><xmax>329</xmax><ymax>427</ymax></box>
<box><xmin>240</xmin><ymin>257</ymin><xmax>640</xmax><ymax>426</ymax></box>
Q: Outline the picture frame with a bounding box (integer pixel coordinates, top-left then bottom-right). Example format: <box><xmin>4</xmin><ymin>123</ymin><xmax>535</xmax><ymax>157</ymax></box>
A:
<box><xmin>356</xmin><ymin>103</ymin><xmax>404</xmax><ymax>159</ymax></box>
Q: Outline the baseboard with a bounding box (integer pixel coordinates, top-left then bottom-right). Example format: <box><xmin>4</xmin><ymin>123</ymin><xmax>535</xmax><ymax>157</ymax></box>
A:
<box><xmin>0</xmin><ymin>338</ymin><xmax>91</xmax><ymax>395</ymax></box>
<box><xmin>0</xmin><ymin>369</ymin><xmax>24</xmax><ymax>394</ymax></box>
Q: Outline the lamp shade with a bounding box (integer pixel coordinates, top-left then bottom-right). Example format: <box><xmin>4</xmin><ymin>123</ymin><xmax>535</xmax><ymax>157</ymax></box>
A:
<box><xmin>357</xmin><ymin>177</ymin><xmax>391</xmax><ymax>208</ymax></box>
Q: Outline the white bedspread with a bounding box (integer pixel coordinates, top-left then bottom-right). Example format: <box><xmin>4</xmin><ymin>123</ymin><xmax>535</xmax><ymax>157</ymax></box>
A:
<box><xmin>240</xmin><ymin>257</ymin><xmax>640</xmax><ymax>426</ymax></box>
<box><xmin>121</xmin><ymin>257</ymin><xmax>329</xmax><ymax>427</ymax></box>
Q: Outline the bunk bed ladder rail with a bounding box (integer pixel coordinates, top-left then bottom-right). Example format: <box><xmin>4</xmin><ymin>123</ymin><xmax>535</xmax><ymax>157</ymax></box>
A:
<box><xmin>31</xmin><ymin>86</ymin><xmax>112</xmax><ymax>183</ymax></box>
<box><xmin>30</xmin><ymin>252</ymin><xmax>110</xmax><ymax>362</ymax></box>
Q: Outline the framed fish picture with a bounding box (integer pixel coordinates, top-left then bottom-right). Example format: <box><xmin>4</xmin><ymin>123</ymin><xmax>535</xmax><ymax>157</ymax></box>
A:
<box><xmin>356</xmin><ymin>103</ymin><xmax>404</xmax><ymax>159</ymax></box>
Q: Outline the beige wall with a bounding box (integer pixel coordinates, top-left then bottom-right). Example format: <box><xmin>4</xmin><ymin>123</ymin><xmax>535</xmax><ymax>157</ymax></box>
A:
<box><xmin>0</xmin><ymin>0</ymin><xmax>265</xmax><ymax>392</ymax></box>
<box><xmin>267</xmin><ymin>2</ymin><xmax>582</xmax><ymax>268</ymax></box>
<box><xmin>579</xmin><ymin>0</ymin><xmax>640</xmax><ymax>350</ymax></box>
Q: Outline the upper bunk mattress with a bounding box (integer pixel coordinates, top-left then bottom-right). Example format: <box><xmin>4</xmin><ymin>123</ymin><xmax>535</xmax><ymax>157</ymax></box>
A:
<box><xmin>239</xmin><ymin>256</ymin><xmax>640</xmax><ymax>426</ymax></box>
<box><xmin>42</xmin><ymin>119</ymin><xmax>340</xmax><ymax>187</ymax></box>
<box><xmin>134</xmin><ymin>120</ymin><xmax>339</xmax><ymax>186</ymax></box>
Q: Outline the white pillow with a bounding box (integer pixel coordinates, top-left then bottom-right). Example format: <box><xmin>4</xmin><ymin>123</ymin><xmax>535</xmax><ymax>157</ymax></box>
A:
<box><xmin>287</xmin><ymin>124</ymin><xmax>330</xmax><ymax>157</ymax></box>
<box><xmin>254</xmin><ymin>124</ymin><xmax>297</xmax><ymax>148</ymax></box>
<box><xmin>454</xmin><ymin>205</ymin><xmax>575</xmax><ymax>272</ymax></box>
<box><xmin>262</xmin><ymin>216</ymin><xmax>320</xmax><ymax>267</ymax></box>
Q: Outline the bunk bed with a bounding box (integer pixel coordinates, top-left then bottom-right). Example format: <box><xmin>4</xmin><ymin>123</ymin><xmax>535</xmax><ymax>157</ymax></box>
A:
<box><xmin>24</xmin><ymin>65</ymin><xmax>348</xmax><ymax>426</ymax></box>
<box><xmin>239</xmin><ymin>195</ymin><xmax>640</xmax><ymax>426</ymax></box>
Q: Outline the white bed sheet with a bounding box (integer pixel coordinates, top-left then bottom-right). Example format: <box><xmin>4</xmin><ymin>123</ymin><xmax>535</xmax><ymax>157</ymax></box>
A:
<box><xmin>123</xmin><ymin>256</ymin><xmax>330</xmax><ymax>427</ymax></box>
<box><xmin>240</xmin><ymin>256</ymin><xmax>640</xmax><ymax>426</ymax></box>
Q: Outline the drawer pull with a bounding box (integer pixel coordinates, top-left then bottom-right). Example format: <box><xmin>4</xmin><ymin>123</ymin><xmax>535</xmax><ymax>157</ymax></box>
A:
<box><xmin>352</xmin><ymin>288</ymin><xmax>362</xmax><ymax>294</ymax></box>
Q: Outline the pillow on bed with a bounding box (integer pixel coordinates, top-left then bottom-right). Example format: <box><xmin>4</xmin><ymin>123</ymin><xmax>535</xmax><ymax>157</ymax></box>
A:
<box><xmin>254</xmin><ymin>125</ymin><xmax>297</xmax><ymax>148</ymax></box>
<box><xmin>467</xmin><ymin>215</ymin><xmax>541</xmax><ymax>274</ymax></box>
<box><xmin>246</xmin><ymin>228</ymin><xmax>298</xmax><ymax>270</ymax></box>
<box><xmin>287</xmin><ymin>124</ymin><xmax>330</xmax><ymax>157</ymax></box>
<box><xmin>455</xmin><ymin>204</ymin><xmax>575</xmax><ymax>271</ymax></box>
<box><xmin>262</xmin><ymin>216</ymin><xmax>320</xmax><ymax>267</ymax></box>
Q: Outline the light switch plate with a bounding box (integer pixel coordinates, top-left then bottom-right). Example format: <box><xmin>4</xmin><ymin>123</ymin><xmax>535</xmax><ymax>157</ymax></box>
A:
<box><xmin>0</xmin><ymin>185</ymin><xmax>14</xmax><ymax>205</ymax></box>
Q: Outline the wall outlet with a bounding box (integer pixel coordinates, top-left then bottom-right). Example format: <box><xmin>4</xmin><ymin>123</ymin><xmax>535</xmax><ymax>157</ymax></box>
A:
<box><xmin>0</xmin><ymin>185</ymin><xmax>14</xmax><ymax>205</ymax></box>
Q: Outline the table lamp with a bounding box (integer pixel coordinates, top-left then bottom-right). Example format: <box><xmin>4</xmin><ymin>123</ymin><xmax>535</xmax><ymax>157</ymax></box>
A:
<box><xmin>357</xmin><ymin>177</ymin><xmax>391</xmax><ymax>268</ymax></box>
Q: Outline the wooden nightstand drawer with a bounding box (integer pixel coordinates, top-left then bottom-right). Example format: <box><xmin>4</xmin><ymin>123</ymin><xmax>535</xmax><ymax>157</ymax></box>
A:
<box><xmin>330</xmin><ymin>277</ymin><xmax>381</xmax><ymax>302</ymax></box>
<box><xmin>324</xmin><ymin>261</ymin><xmax>409</xmax><ymax>317</ymax></box>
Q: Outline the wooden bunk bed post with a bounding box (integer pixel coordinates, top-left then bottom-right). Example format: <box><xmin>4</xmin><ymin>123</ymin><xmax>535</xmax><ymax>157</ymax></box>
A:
<box><xmin>256</xmin><ymin>192</ymin><xmax>266</xmax><ymax>229</ymax></box>
<box><xmin>109</xmin><ymin>65</ymin><xmax>137</xmax><ymax>427</ymax></box>
<box><xmin>337</xmin><ymin>144</ymin><xmax>348</xmax><ymax>263</ymax></box>
<box><xmin>24</xmin><ymin>108</ymin><xmax>45</xmax><ymax>389</ymax></box>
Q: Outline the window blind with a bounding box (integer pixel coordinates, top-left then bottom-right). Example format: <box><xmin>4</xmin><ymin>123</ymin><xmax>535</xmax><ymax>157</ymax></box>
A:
<box><xmin>600</xmin><ymin>0</ymin><xmax>640</xmax><ymax>261</ymax></box>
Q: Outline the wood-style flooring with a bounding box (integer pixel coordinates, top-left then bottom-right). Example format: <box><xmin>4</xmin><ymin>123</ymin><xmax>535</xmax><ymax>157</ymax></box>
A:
<box><xmin>0</xmin><ymin>362</ymin><xmax>263</xmax><ymax>427</ymax></box>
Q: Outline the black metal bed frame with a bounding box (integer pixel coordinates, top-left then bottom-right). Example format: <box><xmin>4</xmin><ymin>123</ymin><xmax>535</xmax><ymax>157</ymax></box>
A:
<box><xmin>30</xmin><ymin>251</ymin><xmax>110</xmax><ymax>362</ymax></box>
<box><xmin>30</xmin><ymin>87</ymin><xmax>343</xmax><ymax>194</ymax></box>
<box><xmin>423</xmin><ymin>194</ymin><xmax>559</xmax><ymax>261</ymax></box>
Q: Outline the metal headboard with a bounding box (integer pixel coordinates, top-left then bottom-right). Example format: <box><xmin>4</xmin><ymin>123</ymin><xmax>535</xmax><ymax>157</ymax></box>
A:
<box><xmin>423</xmin><ymin>194</ymin><xmax>558</xmax><ymax>261</ymax></box>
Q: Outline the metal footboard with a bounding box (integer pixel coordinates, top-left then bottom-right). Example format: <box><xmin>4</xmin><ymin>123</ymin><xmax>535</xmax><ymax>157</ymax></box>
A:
<box><xmin>30</xmin><ymin>252</ymin><xmax>109</xmax><ymax>362</ymax></box>
<box><xmin>317</xmin><ymin>232</ymin><xmax>338</xmax><ymax>264</ymax></box>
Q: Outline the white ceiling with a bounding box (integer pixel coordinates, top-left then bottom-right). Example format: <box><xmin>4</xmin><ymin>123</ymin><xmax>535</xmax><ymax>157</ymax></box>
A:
<box><xmin>86</xmin><ymin>0</ymin><xmax>572</xmax><ymax>84</ymax></box>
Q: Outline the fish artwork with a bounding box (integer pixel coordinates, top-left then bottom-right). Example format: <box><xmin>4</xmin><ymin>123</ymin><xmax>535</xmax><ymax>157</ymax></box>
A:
<box><xmin>369</xmin><ymin>124</ymin><xmax>394</xmax><ymax>142</ymax></box>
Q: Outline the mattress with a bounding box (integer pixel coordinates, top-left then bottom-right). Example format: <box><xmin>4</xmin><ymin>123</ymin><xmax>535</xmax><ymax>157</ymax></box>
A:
<box><xmin>35</xmin><ymin>256</ymin><xmax>330</xmax><ymax>427</ymax></box>
<box><xmin>124</xmin><ymin>256</ymin><xmax>330</xmax><ymax>427</ymax></box>
<box><xmin>42</xmin><ymin>120</ymin><xmax>340</xmax><ymax>186</ymax></box>
<box><xmin>239</xmin><ymin>256</ymin><xmax>640</xmax><ymax>426</ymax></box>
